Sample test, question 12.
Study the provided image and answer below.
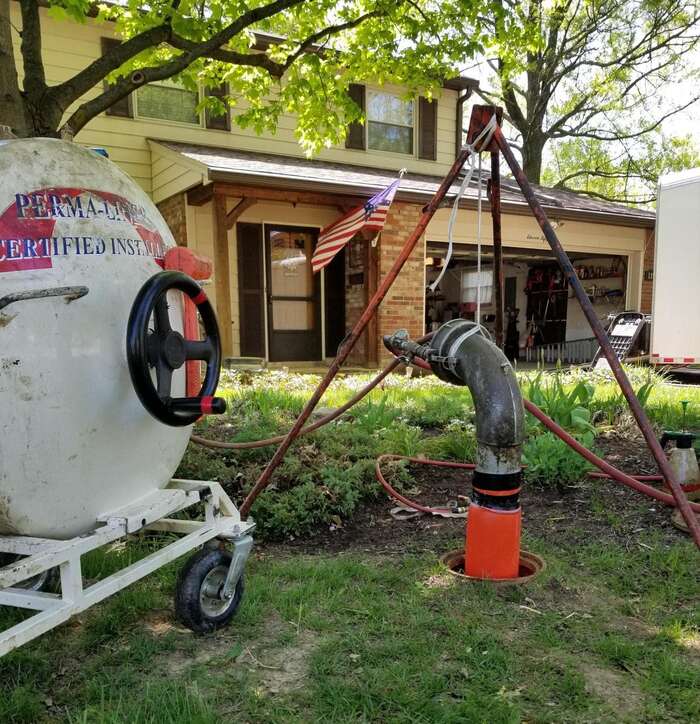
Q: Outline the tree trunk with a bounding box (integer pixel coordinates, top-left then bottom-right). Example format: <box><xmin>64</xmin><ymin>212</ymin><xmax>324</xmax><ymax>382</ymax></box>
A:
<box><xmin>521</xmin><ymin>132</ymin><xmax>546</xmax><ymax>184</ymax></box>
<box><xmin>0</xmin><ymin>0</ymin><xmax>30</xmax><ymax>136</ymax></box>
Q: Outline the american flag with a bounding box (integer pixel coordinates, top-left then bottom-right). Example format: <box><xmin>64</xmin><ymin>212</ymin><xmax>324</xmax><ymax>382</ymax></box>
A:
<box><xmin>311</xmin><ymin>176</ymin><xmax>402</xmax><ymax>273</ymax></box>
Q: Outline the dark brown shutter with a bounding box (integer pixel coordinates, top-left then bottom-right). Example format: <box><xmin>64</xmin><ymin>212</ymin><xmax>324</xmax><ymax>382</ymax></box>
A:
<box><xmin>205</xmin><ymin>83</ymin><xmax>230</xmax><ymax>131</ymax></box>
<box><xmin>101</xmin><ymin>38</ymin><xmax>133</xmax><ymax>118</ymax></box>
<box><xmin>345</xmin><ymin>83</ymin><xmax>365</xmax><ymax>150</ymax></box>
<box><xmin>236</xmin><ymin>222</ymin><xmax>265</xmax><ymax>358</ymax></box>
<box><xmin>418</xmin><ymin>96</ymin><xmax>437</xmax><ymax>160</ymax></box>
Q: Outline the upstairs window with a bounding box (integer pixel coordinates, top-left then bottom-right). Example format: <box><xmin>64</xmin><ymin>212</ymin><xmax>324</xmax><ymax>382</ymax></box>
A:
<box><xmin>366</xmin><ymin>90</ymin><xmax>414</xmax><ymax>155</ymax></box>
<box><xmin>137</xmin><ymin>80</ymin><xmax>199</xmax><ymax>125</ymax></box>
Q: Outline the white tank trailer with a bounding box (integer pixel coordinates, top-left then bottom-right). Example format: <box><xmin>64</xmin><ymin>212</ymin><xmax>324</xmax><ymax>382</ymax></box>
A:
<box><xmin>0</xmin><ymin>138</ymin><xmax>192</xmax><ymax>538</ymax></box>
<box><xmin>0</xmin><ymin>139</ymin><xmax>253</xmax><ymax>656</ymax></box>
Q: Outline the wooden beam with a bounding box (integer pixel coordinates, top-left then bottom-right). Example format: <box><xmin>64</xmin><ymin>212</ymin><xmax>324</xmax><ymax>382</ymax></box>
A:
<box><xmin>366</xmin><ymin>237</ymin><xmax>379</xmax><ymax>365</ymax></box>
<box><xmin>186</xmin><ymin>183</ymin><xmax>214</xmax><ymax>207</ymax></box>
<box><xmin>211</xmin><ymin>182</ymin><xmax>365</xmax><ymax>209</ymax></box>
<box><xmin>225</xmin><ymin>197</ymin><xmax>256</xmax><ymax>229</ymax></box>
<box><xmin>213</xmin><ymin>194</ymin><xmax>234</xmax><ymax>356</ymax></box>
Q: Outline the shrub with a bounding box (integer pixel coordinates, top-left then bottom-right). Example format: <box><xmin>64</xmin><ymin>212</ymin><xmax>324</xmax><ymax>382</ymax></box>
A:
<box><xmin>249</xmin><ymin>461</ymin><xmax>371</xmax><ymax>540</ymax></box>
<box><xmin>378</xmin><ymin>423</ymin><xmax>425</xmax><ymax>456</ymax></box>
<box><xmin>176</xmin><ymin>444</ymin><xmax>233</xmax><ymax>484</ymax></box>
<box><xmin>423</xmin><ymin>421</ymin><xmax>477</xmax><ymax>462</ymax></box>
<box><xmin>522</xmin><ymin>431</ymin><xmax>594</xmax><ymax>488</ymax></box>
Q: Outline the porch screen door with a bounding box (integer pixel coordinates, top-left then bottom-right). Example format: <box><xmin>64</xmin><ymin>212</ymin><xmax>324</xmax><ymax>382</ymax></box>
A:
<box><xmin>265</xmin><ymin>226</ymin><xmax>321</xmax><ymax>361</ymax></box>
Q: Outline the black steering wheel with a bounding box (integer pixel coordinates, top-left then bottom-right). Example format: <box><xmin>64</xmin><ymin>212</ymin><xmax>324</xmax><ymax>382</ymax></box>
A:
<box><xmin>126</xmin><ymin>270</ymin><xmax>227</xmax><ymax>427</ymax></box>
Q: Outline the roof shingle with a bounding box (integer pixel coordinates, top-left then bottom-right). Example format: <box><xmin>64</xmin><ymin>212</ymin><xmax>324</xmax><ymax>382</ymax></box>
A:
<box><xmin>152</xmin><ymin>139</ymin><xmax>655</xmax><ymax>228</ymax></box>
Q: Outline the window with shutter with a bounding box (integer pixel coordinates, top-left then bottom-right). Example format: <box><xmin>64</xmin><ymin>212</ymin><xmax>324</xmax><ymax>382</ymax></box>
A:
<box><xmin>366</xmin><ymin>90</ymin><xmax>414</xmax><ymax>155</ymax></box>
<box><xmin>345</xmin><ymin>84</ymin><xmax>366</xmax><ymax>150</ymax></box>
<box><xmin>100</xmin><ymin>38</ymin><xmax>133</xmax><ymax>118</ymax></box>
<box><xmin>418</xmin><ymin>96</ymin><xmax>437</xmax><ymax>161</ymax></box>
<box><xmin>137</xmin><ymin>80</ymin><xmax>199</xmax><ymax>125</ymax></box>
<box><xmin>205</xmin><ymin>83</ymin><xmax>231</xmax><ymax>131</ymax></box>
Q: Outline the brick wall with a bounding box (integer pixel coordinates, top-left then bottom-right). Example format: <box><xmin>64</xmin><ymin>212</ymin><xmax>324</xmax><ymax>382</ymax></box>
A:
<box><xmin>640</xmin><ymin>228</ymin><xmax>655</xmax><ymax>314</ymax></box>
<box><xmin>157</xmin><ymin>193</ymin><xmax>188</xmax><ymax>247</ymax></box>
<box><xmin>376</xmin><ymin>202</ymin><xmax>426</xmax><ymax>363</ymax></box>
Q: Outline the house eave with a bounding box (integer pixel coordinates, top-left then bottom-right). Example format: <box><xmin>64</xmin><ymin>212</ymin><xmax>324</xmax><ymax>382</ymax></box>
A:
<box><xmin>207</xmin><ymin>168</ymin><xmax>655</xmax><ymax>229</ymax></box>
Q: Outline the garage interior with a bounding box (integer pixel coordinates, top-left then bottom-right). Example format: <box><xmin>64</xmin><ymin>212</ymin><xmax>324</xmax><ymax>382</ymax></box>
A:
<box><xmin>425</xmin><ymin>242</ymin><xmax>628</xmax><ymax>364</ymax></box>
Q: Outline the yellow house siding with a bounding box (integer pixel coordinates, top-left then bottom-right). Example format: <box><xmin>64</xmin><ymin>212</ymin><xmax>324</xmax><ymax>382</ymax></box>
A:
<box><xmin>12</xmin><ymin>6</ymin><xmax>462</xmax><ymax>202</ymax></box>
<box><xmin>150</xmin><ymin>141</ymin><xmax>208</xmax><ymax>202</ymax></box>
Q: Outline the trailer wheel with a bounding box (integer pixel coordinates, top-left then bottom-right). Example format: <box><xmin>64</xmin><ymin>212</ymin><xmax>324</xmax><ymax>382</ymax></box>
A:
<box><xmin>174</xmin><ymin>548</ymin><xmax>244</xmax><ymax>633</ymax></box>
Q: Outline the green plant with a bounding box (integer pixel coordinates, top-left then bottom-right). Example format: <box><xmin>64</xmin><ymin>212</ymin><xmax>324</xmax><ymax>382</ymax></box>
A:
<box><xmin>352</xmin><ymin>394</ymin><xmax>395</xmax><ymax>433</ymax></box>
<box><xmin>522</xmin><ymin>431</ymin><xmax>594</xmax><ymax>487</ymax></box>
<box><xmin>523</xmin><ymin>371</ymin><xmax>596</xmax><ymax>435</ymax></box>
<box><xmin>597</xmin><ymin>375</ymin><xmax>657</xmax><ymax>426</ymax></box>
<box><xmin>423</xmin><ymin>421</ymin><xmax>477</xmax><ymax>462</ymax></box>
<box><xmin>378</xmin><ymin>424</ymin><xmax>425</xmax><ymax>457</ymax></box>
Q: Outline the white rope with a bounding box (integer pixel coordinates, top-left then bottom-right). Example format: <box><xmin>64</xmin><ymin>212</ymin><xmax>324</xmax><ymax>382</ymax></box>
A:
<box><xmin>428</xmin><ymin>114</ymin><xmax>497</xmax><ymax>294</ymax></box>
<box><xmin>428</xmin><ymin>114</ymin><xmax>497</xmax><ymax>343</ymax></box>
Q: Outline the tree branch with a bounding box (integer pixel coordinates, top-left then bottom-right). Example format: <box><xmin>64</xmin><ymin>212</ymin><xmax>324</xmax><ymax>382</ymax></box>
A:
<box><xmin>168</xmin><ymin>35</ymin><xmax>284</xmax><ymax>76</ymax></box>
<box><xmin>168</xmin><ymin>7</ymin><xmax>387</xmax><ymax>78</ymax></box>
<box><xmin>59</xmin><ymin>0</ymin><xmax>307</xmax><ymax>136</ymax></box>
<box><xmin>564</xmin><ymin>96</ymin><xmax>700</xmax><ymax>141</ymax></box>
<box><xmin>556</xmin><ymin>182</ymin><xmax>655</xmax><ymax>205</ymax></box>
<box><xmin>0</xmin><ymin>0</ymin><xmax>29</xmax><ymax>135</ymax></box>
<box><xmin>51</xmin><ymin>24</ymin><xmax>173</xmax><ymax>110</ymax></box>
<box><xmin>280</xmin><ymin>8</ymin><xmax>385</xmax><ymax>72</ymax></box>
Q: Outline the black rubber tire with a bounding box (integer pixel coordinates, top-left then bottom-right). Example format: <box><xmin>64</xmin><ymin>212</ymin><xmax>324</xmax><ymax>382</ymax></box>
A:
<box><xmin>174</xmin><ymin>548</ymin><xmax>244</xmax><ymax>633</ymax></box>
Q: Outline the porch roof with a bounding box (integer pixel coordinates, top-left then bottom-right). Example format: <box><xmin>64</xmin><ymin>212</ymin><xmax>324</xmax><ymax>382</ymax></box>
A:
<box><xmin>150</xmin><ymin>139</ymin><xmax>656</xmax><ymax>229</ymax></box>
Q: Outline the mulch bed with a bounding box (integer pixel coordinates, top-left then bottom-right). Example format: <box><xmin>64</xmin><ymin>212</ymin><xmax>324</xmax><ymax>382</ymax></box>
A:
<box><xmin>270</xmin><ymin>431</ymin><xmax>689</xmax><ymax>556</ymax></box>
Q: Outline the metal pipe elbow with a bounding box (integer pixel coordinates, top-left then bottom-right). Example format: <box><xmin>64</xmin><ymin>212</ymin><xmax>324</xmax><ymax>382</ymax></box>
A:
<box><xmin>428</xmin><ymin>319</ymin><xmax>524</xmax><ymax>475</ymax></box>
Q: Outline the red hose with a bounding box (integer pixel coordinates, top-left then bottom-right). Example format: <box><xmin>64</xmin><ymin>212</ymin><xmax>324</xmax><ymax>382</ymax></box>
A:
<box><xmin>588</xmin><ymin>473</ymin><xmax>664</xmax><ymax>482</ymax></box>
<box><xmin>193</xmin><ymin>340</ymin><xmax>700</xmax><ymax>528</ymax></box>
<box><xmin>375</xmin><ymin>454</ymin><xmax>474</xmax><ymax>515</ymax></box>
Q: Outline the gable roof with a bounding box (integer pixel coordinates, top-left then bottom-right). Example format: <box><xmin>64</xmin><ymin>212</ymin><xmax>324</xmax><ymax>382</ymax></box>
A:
<box><xmin>150</xmin><ymin>139</ymin><xmax>655</xmax><ymax>228</ymax></box>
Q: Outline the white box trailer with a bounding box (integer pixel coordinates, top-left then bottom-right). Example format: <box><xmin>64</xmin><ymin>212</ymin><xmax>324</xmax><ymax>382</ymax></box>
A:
<box><xmin>650</xmin><ymin>168</ymin><xmax>700</xmax><ymax>366</ymax></box>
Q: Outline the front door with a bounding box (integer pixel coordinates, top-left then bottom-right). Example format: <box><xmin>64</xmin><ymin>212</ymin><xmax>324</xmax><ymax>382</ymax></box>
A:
<box><xmin>265</xmin><ymin>226</ymin><xmax>322</xmax><ymax>361</ymax></box>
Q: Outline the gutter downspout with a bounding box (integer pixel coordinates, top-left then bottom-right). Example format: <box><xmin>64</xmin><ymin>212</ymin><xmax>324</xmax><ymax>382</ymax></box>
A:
<box><xmin>455</xmin><ymin>87</ymin><xmax>474</xmax><ymax>158</ymax></box>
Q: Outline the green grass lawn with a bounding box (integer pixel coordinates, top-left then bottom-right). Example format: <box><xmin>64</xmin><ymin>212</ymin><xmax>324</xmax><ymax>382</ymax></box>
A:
<box><xmin>1</xmin><ymin>366</ymin><xmax>699</xmax><ymax>722</ymax></box>
<box><xmin>1</xmin><ymin>532</ymin><xmax>697</xmax><ymax>723</ymax></box>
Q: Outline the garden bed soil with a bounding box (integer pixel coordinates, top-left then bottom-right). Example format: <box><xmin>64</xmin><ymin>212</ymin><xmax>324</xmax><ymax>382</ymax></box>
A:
<box><xmin>270</xmin><ymin>431</ymin><xmax>688</xmax><ymax>556</ymax></box>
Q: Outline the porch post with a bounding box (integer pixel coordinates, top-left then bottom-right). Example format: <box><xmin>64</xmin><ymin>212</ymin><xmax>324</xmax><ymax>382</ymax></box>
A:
<box><xmin>366</xmin><ymin>237</ymin><xmax>379</xmax><ymax>365</ymax></box>
<box><xmin>213</xmin><ymin>193</ymin><xmax>234</xmax><ymax>357</ymax></box>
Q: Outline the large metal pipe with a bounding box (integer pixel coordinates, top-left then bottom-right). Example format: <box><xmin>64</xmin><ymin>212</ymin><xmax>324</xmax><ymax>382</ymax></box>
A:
<box><xmin>426</xmin><ymin>319</ymin><xmax>524</xmax><ymax>475</ymax></box>
<box><xmin>385</xmin><ymin>319</ymin><xmax>525</xmax><ymax>578</ymax></box>
<box><xmin>385</xmin><ymin>321</ymin><xmax>524</xmax><ymax>474</ymax></box>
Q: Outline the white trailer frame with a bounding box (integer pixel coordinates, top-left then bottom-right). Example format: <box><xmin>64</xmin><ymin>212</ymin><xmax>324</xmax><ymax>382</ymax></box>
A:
<box><xmin>0</xmin><ymin>479</ymin><xmax>254</xmax><ymax>658</ymax></box>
